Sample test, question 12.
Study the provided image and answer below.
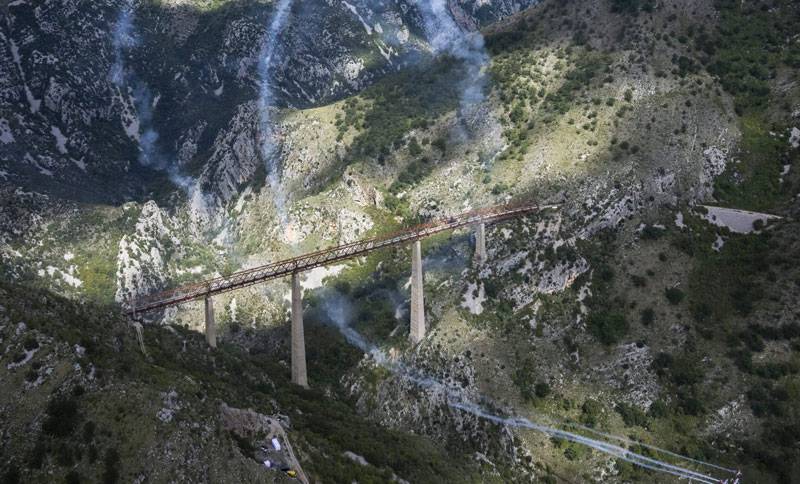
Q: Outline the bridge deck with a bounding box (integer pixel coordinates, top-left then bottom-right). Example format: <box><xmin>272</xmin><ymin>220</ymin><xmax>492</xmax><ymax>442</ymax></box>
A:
<box><xmin>128</xmin><ymin>201</ymin><xmax>549</xmax><ymax>315</ymax></box>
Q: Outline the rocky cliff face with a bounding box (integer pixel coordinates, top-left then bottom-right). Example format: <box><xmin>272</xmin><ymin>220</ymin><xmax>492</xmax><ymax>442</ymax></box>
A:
<box><xmin>0</xmin><ymin>0</ymin><xmax>533</xmax><ymax>203</ymax></box>
<box><xmin>0</xmin><ymin>0</ymin><xmax>140</xmax><ymax>202</ymax></box>
<box><xmin>0</xmin><ymin>1</ymin><xmax>540</xmax><ymax>301</ymax></box>
<box><xmin>115</xmin><ymin>201</ymin><xmax>174</xmax><ymax>305</ymax></box>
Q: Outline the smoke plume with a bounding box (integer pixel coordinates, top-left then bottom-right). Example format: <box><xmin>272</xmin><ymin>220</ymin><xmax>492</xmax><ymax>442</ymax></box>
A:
<box><xmin>416</xmin><ymin>0</ymin><xmax>490</xmax><ymax>124</ymax></box>
<box><xmin>109</xmin><ymin>5</ymin><xmax>211</xmax><ymax>224</ymax></box>
<box><xmin>257</xmin><ymin>0</ymin><xmax>294</xmax><ymax>223</ymax></box>
<box><xmin>109</xmin><ymin>5</ymin><xmax>135</xmax><ymax>87</ymax></box>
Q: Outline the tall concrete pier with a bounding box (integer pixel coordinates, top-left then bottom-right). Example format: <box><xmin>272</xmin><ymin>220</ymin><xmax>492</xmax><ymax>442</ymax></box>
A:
<box><xmin>410</xmin><ymin>240</ymin><xmax>426</xmax><ymax>344</ymax></box>
<box><xmin>128</xmin><ymin>203</ymin><xmax>547</xmax><ymax>386</ymax></box>
<box><xmin>475</xmin><ymin>222</ymin><xmax>487</xmax><ymax>264</ymax></box>
<box><xmin>204</xmin><ymin>296</ymin><xmax>217</xmax><ymax>348</ymax></box>
<box><xmin>291</xmin><ymin>272</ymin><xmax>309</xmax><ymax>388</ymax></box>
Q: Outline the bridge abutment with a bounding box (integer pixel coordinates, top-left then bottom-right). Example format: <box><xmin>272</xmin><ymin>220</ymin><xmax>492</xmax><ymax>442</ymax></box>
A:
<box><xmin>291</xmin><ymin>272</ymin><xmax>309</xmax><ymax>388</ymax></box>
<box><xmin>410</xmin><ymin>240</ymin><xmax>426</xmax><ymax>344</ymax></box>
<box><xmin>475</xmin><ymin>222</ymin><xmax>487</xmax><ymax>265</ymax></box>
<box><xmin>204</xmin><ymin>296</ymin><xmax>217</xmax><ymax>348</ymax></box>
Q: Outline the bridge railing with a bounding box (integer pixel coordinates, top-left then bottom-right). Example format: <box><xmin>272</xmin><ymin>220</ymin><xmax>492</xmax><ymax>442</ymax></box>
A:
<box><xmin>128</xmin><ymin>201</ymin><xmax>543</xmax><ymax>315</ymax></box>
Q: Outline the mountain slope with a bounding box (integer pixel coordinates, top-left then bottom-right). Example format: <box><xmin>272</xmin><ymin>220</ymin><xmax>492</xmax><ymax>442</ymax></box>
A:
<box><xmin>1</xmin><ymin>0</ymin><xmax>800</xmax><ymax>482</ymax></box>
<box><xmin>0</xmin><ymin>281</ymin><xmax>501</xmax><ymax>483</ymax></box>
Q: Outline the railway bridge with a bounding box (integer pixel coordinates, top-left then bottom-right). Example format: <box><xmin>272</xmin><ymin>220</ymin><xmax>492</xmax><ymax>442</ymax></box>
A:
<box><xmin>128</xmin><ymin>201</ymin><xmax>553</xmax><ymax>387</ymax></box>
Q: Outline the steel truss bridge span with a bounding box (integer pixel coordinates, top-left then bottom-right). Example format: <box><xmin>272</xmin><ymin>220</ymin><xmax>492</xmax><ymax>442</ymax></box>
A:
<box><xmin>128</xmin><ymin>201</ymin><xmax>551</xmax><ymax>315</ymax></box>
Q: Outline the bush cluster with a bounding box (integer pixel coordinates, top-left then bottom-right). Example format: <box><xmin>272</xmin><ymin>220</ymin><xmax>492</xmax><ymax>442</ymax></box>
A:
<box><xmin>588</xmin><ymin>311</ymin><xmax>628</xmax><ymax>345</ymax></box>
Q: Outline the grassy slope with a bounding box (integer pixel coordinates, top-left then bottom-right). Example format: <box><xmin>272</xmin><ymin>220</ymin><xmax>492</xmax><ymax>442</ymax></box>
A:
<box><xmin>476</xmin><ymin>0</ymin><xmax>800</xmax><ymax>481</ymax></box>
<box><xmin>4</xmin><ymin>0</ymin><xmax>800</xmax><ymax>481</ymax></box>
<box><xmin>0</xmin><ymin>282</ymin><xmax>494</xmax><ymax>483</ymax></box>
<box><xmin>290</xmin><ymin>0</ymin><xmax>800</xmax><ymax>481</ymax></box>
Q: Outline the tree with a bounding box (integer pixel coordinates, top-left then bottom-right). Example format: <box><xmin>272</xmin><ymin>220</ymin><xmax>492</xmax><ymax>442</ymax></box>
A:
<box><xmin>664</xmin><ymin>287</ymin><xmax>685</xmax><ymax>305</ymax></box>
<box><xmin>588</xmin><ymin>311</ymin><xmax>629</xmax><ymax>345</ymax></box>
<box><xmin>610</xmin><ymin>0</ymin><xmax>654</xmax><ymax>15</ymax></box>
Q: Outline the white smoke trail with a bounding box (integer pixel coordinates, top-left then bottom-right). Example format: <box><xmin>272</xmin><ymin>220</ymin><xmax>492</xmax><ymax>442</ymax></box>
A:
<box><xmin>109</xmin><ymin>5</ymin><xmax>135</xmax><ymax>87</ymax></box>
<box><xmin>131</xmin><ymin>82</ymin><xmax>161</xmax><ymax>170</ymax></box>
<box><xmin>317</xmin><ymin>287</ymin><xmax>734</xmax><ymax>482</ymax></box>
<box><xmin>257</xmin><ymin>0</ymin><xmax>294</xmax><ymax>223</ymax></box>
<box><xmin>109</xmin><ymin>5</ymin><xmax>212</xmax><ymax>226</ymax></box>
<box><xmin>319</xmin><ymin>289</ymin><xmax>370</xmax><ymax>351</ymax></box>
<box><xmin>416</xmin><ymin>0</ymin><xmax>490</xmax><ymax>124</ymax></box>
<box><xmin>109</xmin><ymin>6</ymin><xmax>164</xmax><ymax>174</ymax></box>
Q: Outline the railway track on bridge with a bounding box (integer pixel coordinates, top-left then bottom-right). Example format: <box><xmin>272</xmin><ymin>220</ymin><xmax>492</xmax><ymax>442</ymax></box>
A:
<box><xmin>128</xmin><ymin>201</ymin><xmax>550</xmax><ymax>316</ymax></box>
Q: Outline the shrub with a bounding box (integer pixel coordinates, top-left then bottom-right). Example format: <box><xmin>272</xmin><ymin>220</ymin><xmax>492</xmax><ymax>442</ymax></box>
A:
<box><xmin>676</xmin><ymin>387</ymin><xmax>706</xmax><ymax>416</ymax></box>
<box><xmin>102</xmin><ymin>448</ymin><xmax>121</xmax><ymax>484</ymax></box>
<box><xmin>23</xmin><ymin>336</ymin><xmax>39</xmax><ymax>351</ymax></box>
<box><xmin>648</xmin><ymin>400</ymin><xmax>668</xmax><ymax>418</ymax></box>
<box><xmin>664</xmin><ymin>287</ymin><xmax>685</xmax><ymax>304</ymax></box>
<box><xmin>640</xmin><ymin>308</ymin><xmax>655</xmax><ymax>325</ymax></box>
<box><xmin>513</xmin><ymin>357</ymin><xmax>539</xmax><ymax>401</ymax></box>
<box><xmin>87</xmin><ymin>445</ymin><xmax>98</xmax><ymax>464</ymax></box>
<box><xmin>742</xmin><ymin>330</ymin><xmax>765</xmax><ymax>352</ymax></box>
<box><xmin>54</xmin><ymin>443</ymin><xmax>74</xmax><ymax>467</ymax></box>
<box><xmin>588</xmin><ymin>311</ymin><xmax>629</xmax><ymax>345</ymax></box>
<box><xmin>1</xmin><ymin>466</ymin><xmax>20</xmax><ymax>484</ymax></box>
<box><xmin>615</xmin><ymin>402</ymin><xmax>648</xmax><ymax>427</ymax></box>
<box><xmin>343</xmin><ymin>59</ymin><xmax>459</xmax><ymax>165</ymax></box>
<box><xmin>231</xmin><ymin>432</ymin><xmax>254</xmax><ymax>456</ymax></box>
<box><xmin>431</xmin><ymin>137</ymin><xmax>447</xmax><ymax>153</ymax></box>
<box><xmin>690</xmin><ymin>301</ymin><xmax>712</xmax><ymax>323</ymax></box>
<box><xmin>581</xmin><ymin>399</ymin><xmax>604</xmax><ymax>427</ymax></box>
<box><xmin>596</xmin><ymin>264</ymin><xmax>614</xmax><ymax>283</ymax></box>
<box><xmin>746</xmin><ymin>382</ymin><xmax>789</xmax><ymax>418</ymax></box>
<box><xmin>651</xmin><ymin>352</ymin><xmax>673</xmax><ymax>376</ymax></box>
<box><xmin>679</xmin><ymin>396</ymin><xmax>704</xmax><ymax>415</ymax></box>
<box><xmin>42</xmin><ymin>397</ymin><xmax>80</xmax><ymax>438</ymax></box>
<box><xmin>26</xmin><ymin>440</ymin><xmax>47</xmax><ymax>470</ymax></box>
<box><xmin>407</xmin><ymin>137</ymin><xmax>422</xmax><ymax>157</ymax></box>
<box><xmin>82</xmin><ymin>421</ymin><xmax>96</xmax><ymax>444</ymax></box>
<box><xmin>731</xmin><ymin>283</ymin><xmax>761</xmax><ymax>316</ymax></box>
<box><xmin>670</xmin><ymin>356</ymin><xmax>705</xmax><ymax>385</ymax></box>
<box><xmin>610</xmin><ymin>0</ymin><xmax>655</xmax><ymax>14</ymax></box>
<box><xmin>65</xmin><ymin>471</ymin><xmax>81</xmax><ymax>484</ymax></box>
<box><xmin>483</xmin><ymin>279</ymin><xmax>501</xmax><ymax>299</ymax></box>
<box><xmin>491</xmin><ymin>182</ymin><xmax>509</xmax><ymax>195</ymax></box>
<box><xmin>389</xmin><ymin>156</ymin><xmax>433</xmax><ymax>193</ymax></box>
<box><xmin>333</xmin><ymin>280</ymin><xmax>351</xmax><ymax>295</ymax></box>
<box><xmin>782</xmin><ymin>323</ymin><xmax>800</xmax><ymax>339</ymax></box>
<box><xmin>534</xmin><ymin>382</ymin><xmax>551</xmax><ymax>398</ymax></box>
<box><xmin>640</xmin><ymin>225</ymin><xmax>664</xmax><ymax>240</ymax></box>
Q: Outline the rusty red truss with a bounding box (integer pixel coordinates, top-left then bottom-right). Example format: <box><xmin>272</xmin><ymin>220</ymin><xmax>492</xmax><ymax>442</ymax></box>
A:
<box><xmin>127</xmin><ymin>201</ymin><xmax>550</xmax><ymax>316</ymax></box>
